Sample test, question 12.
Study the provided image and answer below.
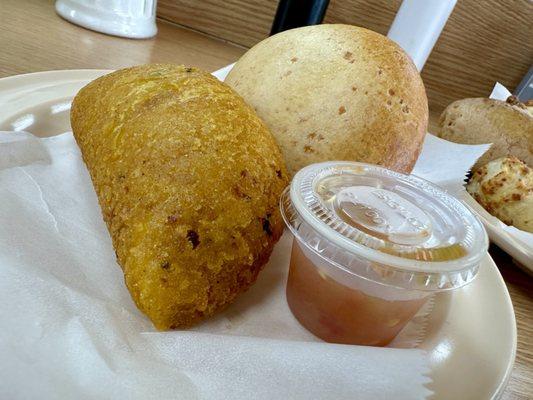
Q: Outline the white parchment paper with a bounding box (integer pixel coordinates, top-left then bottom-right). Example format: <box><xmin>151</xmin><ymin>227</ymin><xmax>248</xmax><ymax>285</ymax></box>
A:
<box><xmin>413</xmin><ymin>134</ymin><xmax>490</xmax><ymax>195</ymax></box>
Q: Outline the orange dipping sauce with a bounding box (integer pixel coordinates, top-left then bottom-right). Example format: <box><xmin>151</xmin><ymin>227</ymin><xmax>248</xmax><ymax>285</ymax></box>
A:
<box><xmin>281</xmin><ymin>161</ymin><xmax>488</xmax><ymax>347</ymax></box>
<box><xmin>286</xmin><ymin>240</ymin><xmax>428</xmax><ymax>346</ymax></box>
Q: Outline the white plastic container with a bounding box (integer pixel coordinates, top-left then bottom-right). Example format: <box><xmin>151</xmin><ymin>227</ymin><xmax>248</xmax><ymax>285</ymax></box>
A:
<box><xmin>55</xmin><ymin>0</ymin><xmax>157</xmax><ymax>39</ymax></box>
<box><xmin>280</xmin><ymin>161</ymin><xmax>488</xmax><ymax>346</ymax></box>
<box><xmin>387</xmin><ymin>0</ymin><xmax>457</xmax><ymax>71</ymax></box>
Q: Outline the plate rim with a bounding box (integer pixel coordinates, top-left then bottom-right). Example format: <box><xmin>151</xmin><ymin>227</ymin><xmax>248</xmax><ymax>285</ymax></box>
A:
<box><xmin>0</xmin><ymin>68</ymin><xmax>113</xmax><ymax>83</ymax></box>
<box><xmin>462</xmin><ymin>191</ymin><xmax>533</xmax><ymax>272</ymax></box>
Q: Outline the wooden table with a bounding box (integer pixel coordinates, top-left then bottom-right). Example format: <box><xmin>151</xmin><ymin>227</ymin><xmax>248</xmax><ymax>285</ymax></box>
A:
<box><xmin>1</xmin><ymin>1</ymin><xmax>531</xmax><ymax>398</ymax></box>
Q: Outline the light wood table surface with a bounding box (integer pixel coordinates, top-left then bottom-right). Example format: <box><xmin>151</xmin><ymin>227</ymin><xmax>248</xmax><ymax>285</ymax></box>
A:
<box><xmin>1</xmin><ymin>1</ymin><xmax>531</xmax><ymax>399</ymax></box>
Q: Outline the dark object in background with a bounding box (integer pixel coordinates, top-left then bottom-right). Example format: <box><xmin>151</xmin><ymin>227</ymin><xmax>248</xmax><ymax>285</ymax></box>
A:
<box><xmin>270</xmin><ymin>0</ymin><xmax>330</xmax><ymax>35</ymax></box>
<box><xmin>514</xmin><ymin>65</ymin><xmax>533</xmax><ymax>102</ymax></box>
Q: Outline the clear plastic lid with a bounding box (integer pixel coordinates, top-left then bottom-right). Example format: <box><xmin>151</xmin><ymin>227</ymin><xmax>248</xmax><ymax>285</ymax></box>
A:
<box><xmin>280</xmin><ymin>162</ymin><xmax>489</xmax><ymax>291</ymax></box>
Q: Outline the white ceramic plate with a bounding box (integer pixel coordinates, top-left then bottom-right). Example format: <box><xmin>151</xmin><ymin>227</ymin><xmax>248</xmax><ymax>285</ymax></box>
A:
<box><xmin>0</xmin><ymin>70</ymin><xmax>517</xmax><ymax>400</ymax></box>
<box><xmin>462</xmin><ymin>191</ymin><xmax>533</xmax><ymax>274</ymax></box>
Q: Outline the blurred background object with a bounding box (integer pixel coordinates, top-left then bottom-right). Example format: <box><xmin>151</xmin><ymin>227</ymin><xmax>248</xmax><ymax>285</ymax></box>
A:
<box><xmin>514</xmin><ymin>66</ymin><xmax>533</xmax><ymax>101</ymax></box>
<box><xmin>386</xmin><ymin>0</ymin><xmax>457</xmax><ymax>71</ymax></box>
<box><xmin>270</xmin><ymin>0</ymin><xmax>330</xmax><ymax>35</ymax></box>
<box><xmin>55</xmin><ymin>0</ymin><xmax>158</xmax><ymax>39</ymax></box>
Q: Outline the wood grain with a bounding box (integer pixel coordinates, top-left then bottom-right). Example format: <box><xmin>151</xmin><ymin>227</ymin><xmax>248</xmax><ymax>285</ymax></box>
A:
<box><xmin>158</xmin><ymin>0</ymin><xmax>533</xmax><ymax>116</ymax></box>
<box><xmin>0</xmin><ymin>0</ymin><xmax>245</xmax><ymax>78</ymax></box>
<box><xmin>0</xmin><ymin>0</ymin><xmax>531</xmax><ymax>398</ymax></box>
<box><xmin>157</xmin><ymin>0</ymin><xmax>277</xmax><ymax>47</ymax></box>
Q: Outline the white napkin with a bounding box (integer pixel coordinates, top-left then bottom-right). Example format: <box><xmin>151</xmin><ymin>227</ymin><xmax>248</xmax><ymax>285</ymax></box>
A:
<box><xmin>0</xmin><ymin>131</ymin><xmax>436</xmax><ymax>400</ymax></box>
<box><xmin>489</xmin><ymin>82</ymin><xmax>513</xmax><ymax>101</ymax></box>
<box><xmin>412</xmin><ymin>134</ymin><xmax>490</xmax><ymax>195</ymax></box>
<box><xmin>0</xmin><ymin>133</ymin><xmax>486</xmax><ymax>400</ymax></box>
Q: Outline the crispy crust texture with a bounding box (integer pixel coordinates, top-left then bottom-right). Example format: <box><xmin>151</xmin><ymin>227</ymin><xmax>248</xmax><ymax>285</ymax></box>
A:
<box><xmin>226</xmin><ymin>24</ymin><xmax>428</xmax><ymax>176</ymax></box>
<box><xmin>467</xmin><ymin>157</ymin><xmax>532</xmax><ymax>233</ymax></box>
<box><xmin>71</xmin><ymin>64</ymin><xmax>288</xmax><ymax>329</ymax></box>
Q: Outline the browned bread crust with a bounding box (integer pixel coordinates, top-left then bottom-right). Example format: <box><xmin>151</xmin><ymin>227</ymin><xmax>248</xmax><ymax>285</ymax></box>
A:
<box><xmin>467</xmin><ymin>156</ymin><xmax>532</xmax><ymax>232</ymax></box>
<box><xmin>71</xmin><ymin>64</ymin><xmax>288</xmax><ymax>329</ymax></box>
<box><xmin>226</xmin><ymin>24</ymin><xmax>428</xmax><ymax>176</ymax></box>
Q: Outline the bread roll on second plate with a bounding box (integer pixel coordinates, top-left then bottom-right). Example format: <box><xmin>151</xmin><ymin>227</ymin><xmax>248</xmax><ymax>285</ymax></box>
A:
<box><xmin>437</xmin><ymin>97</ymin><xmax>533</xmax><ymax>169</ymax></box>
<box><xmin>226</xmin><ymin>24</ymin><xmax>428</xmax><ymax>176</ymax></box>
<box><xmin>71</xmin><ymin>64</ymin><xmax>288</xmax><ymax>330</ymax></box>
<box><xmin>467</xmin><ymin>157</ymin><xmax>532</xmax><ymax>233</ymax></box>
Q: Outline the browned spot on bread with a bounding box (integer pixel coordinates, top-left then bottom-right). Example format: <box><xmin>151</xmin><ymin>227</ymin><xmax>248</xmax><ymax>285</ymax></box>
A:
<box><xmin>241</xmin><ymin>169</ymin><xmax>258</xmax><ymax>184</ymax></box>
<box><xmin>186</xmin><ymin>230</ymin><xmax>200</xmax><ymax>249</ymax></box>
<box><xmin>261</xmin><ymin>214</ymin><xmax>273</xmax><ymax>236</ymax></box>
<box><xmin>343</xmin><ymin>51</ymin><xmax>353</xmax><ymax>60</ymax></box>
<box><xmin>481</xmin><ymin>184</ymin><xmax>495</xmax><ymax>195</ymax></box>
<box><xmin>307</xmin><ymin>132</ymin><xmax>325</xmax><ymax>142</ymax></box>
<box><xmin>388</xmin><ymin>89</ymin><xmax>395</xmax><ymax>96</ymax></box>
<box><xmin>290</xmin><ymin>57</ymin><xmax>298</xmax><ymax>63</ymax></box>
<box><xmin>303</xmin><ymin>145</ymin><xmax>315</xmax><ymax>153</ymax></box>
<box><xmin>232</xmin><ymin>185</ymin><xmax>251</xmax><ymax>200</ymax></box>
<box><xmin>338</xmin><ymin>106</ymin><xmax>346</xmax><ymax>115</ymax></box>
<box><xmin>351</xmin><ymin>86</ymin><xmax>357</xmax><ymax>92</ymax></box>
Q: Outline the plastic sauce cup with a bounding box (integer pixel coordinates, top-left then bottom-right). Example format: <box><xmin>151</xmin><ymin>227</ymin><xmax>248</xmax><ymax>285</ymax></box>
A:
<box><xmin>280</xmin><ymin>162</ymin><xmax>488</xmax><ymax>346</ymax></box>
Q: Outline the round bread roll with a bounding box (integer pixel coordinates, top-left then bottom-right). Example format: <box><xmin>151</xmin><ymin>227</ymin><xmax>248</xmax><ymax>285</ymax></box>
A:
<box><xmin>225</xmin><ymin>24</ymin><xmax>428</xmax><ymax>176</ymax></box>
<box><xmin>467</xmin><ymin>157</ymin><xmax>533</xmax><ymax>233</ymax></box>
<box><xmin>71</xmin><ymin>64</ymin><xmax>288</xmax><ymax>330</ymax></box>
<box><xmin>437</xmin><ymin>97</ymin><xmax>533</xmax><ymax>169</ymax></box>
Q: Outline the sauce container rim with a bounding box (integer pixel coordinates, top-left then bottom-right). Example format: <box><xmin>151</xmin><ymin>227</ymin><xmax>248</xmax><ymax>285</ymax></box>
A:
<box><xmin>280</xmin><ymin>161</ymin><xmax>489</xmax><ymax>290</ymax></box>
